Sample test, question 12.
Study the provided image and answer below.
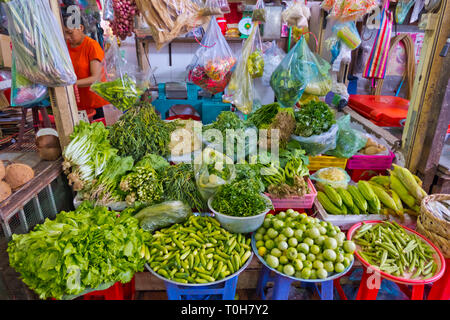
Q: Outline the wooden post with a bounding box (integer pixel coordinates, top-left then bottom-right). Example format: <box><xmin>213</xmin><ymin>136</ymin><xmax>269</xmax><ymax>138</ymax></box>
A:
<box><xmin>48</xmin><ymin>0</ymin><xmax>79</xmax><ymax>148</ymax></box>
<box><xmin>401</xmin><ymin>0</ymin><xmax>450</xmax><ymax>190</ymax></box>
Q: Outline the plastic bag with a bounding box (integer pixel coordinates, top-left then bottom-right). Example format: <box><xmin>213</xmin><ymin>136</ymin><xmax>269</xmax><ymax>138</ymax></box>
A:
<box><xmin>91</xmin><ymin>38</ymin><xmax>145</xmax><ymax>111</ymax></box>
<box><xmin>410</xmin><ymin>0</ymin><xmax>425</xmax><ymax>23</ymax></box>
<box><xmin>194</xmin><ymin>148</ymin><xmax>236</xmax><ymax>201</ymax></box>
<box><xmin>282</xmin><ymin>0</ymin><xmax>311</xmax><ymax>28</ymax></box>
<box><xmin>133</xmin><ymin>201</ymin><xmax>192</xmax><ymax>232</ymax></box>
<box><xmin>136</xmin><ymin>0</ymin><xmax>207</xmax><ymax>50</ymax></box>
<box><xmin>187</xmin><ymin>17</ymin><xmax>236</xmax><ymax>95</ymax></box>
<box><xmin>291</xmin><ymin>123</ymin><xmax>339</xmax><ymax>156</ymax></box>
<box><xmin>333</xmin><ymin>21</ymin><xmax>361</xmax><ymax>50</ymax></box>
<box><xmin>396</xmin><ymin>0</ymin><xmax>415</xmax><ymax>24</ymax></box>
<box><xmin>10</xmin><ymin>56</ymin><xmax>48</xmax><ymax>107</ymax></box>
<box><xmin>322</xmin><ymin>0</ymin><xmax>379</xmax><ymax>22</ymax></box>
<box><xmin>103</xmin><ymin>0</ymin><xmax>114</xmax><ymax>21</ymax></box>
<box><xmin>199</xmin><ymin>0</ymin><xmax>230</xmax><ymax>16</ymax></box>
<box><xmin>326</xmin><ymin>115</ymin><xmax>368</xmax><ymax>158</ymax></box>
<box><xmin>262</xmin><ymin>41</ymin><xmax>286</xmax><ymax>86</ymax></box>
<box><xmin>310</xmin><ymin>167</ymin><xmax>351</xmax><ymax>189</ymax></box>
<box><xmin>252</xmin><ymin>0</ymin><xmax>267</xmax><ymax>23</ymax></box>
<box><xmin>303</xmin><ymin>50</ymin><xmax>332</xmax><ymax>97</ymax></box>
<box><xmin>247</xmin><ymin>29</ymin><xmax>265</xmax><ymax>79</ymax></box>
<box><xmin>224</xmin><ymin>22</ymin><xmax>261</xmax><ymax>114</ymax></box>
<box><xmin>2</xmin><ymin>0</ymin><xmax>76</xmax><ymax>87</ymax></box>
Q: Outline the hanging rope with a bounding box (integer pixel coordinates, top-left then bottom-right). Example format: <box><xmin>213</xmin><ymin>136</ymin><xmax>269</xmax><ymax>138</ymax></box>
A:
<box><xmin>374</xmin><ymin>33</ymin><xmax>416</xmax><ymax>100</ymax></box>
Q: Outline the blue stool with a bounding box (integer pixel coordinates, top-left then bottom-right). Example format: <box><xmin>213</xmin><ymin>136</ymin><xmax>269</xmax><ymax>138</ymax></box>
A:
<box><xmin>164</xmin><ymin>276</ymin><xmax>238</xmax><ymax>300</ymax></box>
<box><xmin>257</xmin><ymin>265</ymin><xmax>335</xmax><ymax>300</ymax></box>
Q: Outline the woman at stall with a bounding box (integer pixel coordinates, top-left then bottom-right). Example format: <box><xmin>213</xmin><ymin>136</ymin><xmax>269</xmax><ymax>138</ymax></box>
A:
<box><xmin>63</xmin><ymin>13</ymin><xmax>109</xmax><ymax>120</ymax></box>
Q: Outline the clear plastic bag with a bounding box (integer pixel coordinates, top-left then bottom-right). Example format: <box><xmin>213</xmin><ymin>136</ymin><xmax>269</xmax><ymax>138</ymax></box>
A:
<box><xmin>282</xmin><ymin>0</ymin><xmax>311</xmax><ymax>28</ymax></box>
<box><xmin>310</xmin><ymin>167</ymin><xmax>351</xmax><ymax>189</ymax></box>
<box><xmin>262</xmin><ymin>41</ymin><xmax>286</xmax><ymax>87</ymax></box>
<box><xmin>252</xmin><ymin>0</ymin><xmax>267</xmax><ymax>23</ymax></box>
<box><xmin>187</xmin><ymin>17</ymin><xmax>236</xmax><ymax>95</ymax></box>
<box><xmin>291</xmin><ymin>123</ymin><xmax>339</xmax><ymax>156</ymax></box>
<box><xmin>332</xmin><ymin>21</ymin><xmax>361</xmax><ymax>50</ymax></box>
<box><xmin>2</xmin><ymin>0</ymin><xmax>76</xmax><ymax>87</ymax></box>
<box><xmin>199</xmin><ymin>0</ymin><xmax>230</xmax><ymax>16</ymax></box>
<box><xmin>103</xmin><ymin>0</ymin><xmax>114</xmax><ymax>21</ymax></box>
<box><xmin>224</xmin><ymin>22</ymin><xmax>261</xmax><ymax>114</ymax></box>
<box><xmin>303</xmin><ymin>50</ymin><xmax>332</xmax><ymax>97</ymax></box>
<box><xmin>326</xmin><ymin>115</ymin><xmax>368</xmax><ymax>158</ymax></box>
<box><xmin>133</xmin><ymin>201</ymin><xmax>192</xmax><ymax>232</ymax></box>
<box><xmin>10</xmin><ymin>56</ymin><xmax>48</xmax><ymax>107</ymax></box>
<box><xmin>322</xmin><ymin>0</ymin><xmax>379</xmax><ymax>22</ymax></box>
<box><xmin>395</xmin><ymin>0</ymin><xmax>415</xmax><ymax>24</ymax></box>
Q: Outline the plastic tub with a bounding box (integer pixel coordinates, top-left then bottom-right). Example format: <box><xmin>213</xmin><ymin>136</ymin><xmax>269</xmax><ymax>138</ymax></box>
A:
<box><xmin>347</xmin><ymin>151</ymin><xmax>395</xmax><ymax>170</ymax></box>
<box><xmin>208</xmin><ymin>194</ymin><xmax>272</xmax><ymax>234</ymax></box>
<box><xmin>265</xmin><ymin>178</ymin><xmax>317</xmax><ymax>210</ymax></box>
<box><xmin>308</xmin><ymin>155</ymin><xmax>348</xmax><ymax>172</ymax></box>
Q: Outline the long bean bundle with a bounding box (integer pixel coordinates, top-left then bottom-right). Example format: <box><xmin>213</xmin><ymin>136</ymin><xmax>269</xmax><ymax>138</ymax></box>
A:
<box><xmin>2</xmin><ymin>0</ymin><xmax>76</xmax><ymax>86</ymax></box>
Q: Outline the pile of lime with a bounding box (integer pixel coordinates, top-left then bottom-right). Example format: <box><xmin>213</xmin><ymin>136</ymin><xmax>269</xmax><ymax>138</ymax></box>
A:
<box><xmin>254</xmin><ymin>209</ymin><xmax>356</xmax><ymax>280</ymax></box>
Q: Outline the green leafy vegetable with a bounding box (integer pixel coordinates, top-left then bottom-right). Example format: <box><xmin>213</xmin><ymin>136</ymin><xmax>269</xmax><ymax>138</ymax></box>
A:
<box><xmin>294</xmin><ymin>100</ymin><xmax>336</xmax><ymax>137</ymax></box>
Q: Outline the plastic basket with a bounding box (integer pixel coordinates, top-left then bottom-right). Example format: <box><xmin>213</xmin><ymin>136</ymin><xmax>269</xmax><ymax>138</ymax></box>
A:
<box><xmin>346</xmin><ymin>169</ymin><xmax>388</xmax><ymax>182</ymax></box>
<box><xmin>265</xmin><ymin>178</ymin><xmax>317</xmax><ymax>210</ymax></box>
<box><xmin>346</xmin><ymin>151</ymin><xmax>395</xmax><ymax>170</ymax></box>
<box><xmin>308</xmin><ymin>155</ymin><xmax>348</xmax><ymax>172</ymax></box>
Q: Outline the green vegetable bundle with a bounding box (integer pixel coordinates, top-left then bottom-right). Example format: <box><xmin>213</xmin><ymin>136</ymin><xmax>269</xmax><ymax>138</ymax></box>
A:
<box><xmin>91</xmin><ymin>74</ymin><xmax>143</xmax><ymax>112</ymax></box>
<box><xmin>7</xmin><ymin>202</ymin><xmax>150</xmax><ymax>300</ymax></box>
<box><xmin>109</xmin><ymin>101</ymin><xmax>179</xmax><ymax>161</ymax></box>
<box><xmin>294</xmin><ymin>101</ymin><xmax>336</xmax><ymax>137</ymax></box>
<box><xmin>247</xmin><ymin>50</ymin><xmax>265</xmax><ymax>78</ymax></box>
<box><xmin>146</xmin><ymin>215</ymin><xmax>253</xmax><ymax>284</ymax></box>
<box><xmin>211</xmin><ymin>179</ymin><xmax>270</xmax><ymax>217</ymax></box>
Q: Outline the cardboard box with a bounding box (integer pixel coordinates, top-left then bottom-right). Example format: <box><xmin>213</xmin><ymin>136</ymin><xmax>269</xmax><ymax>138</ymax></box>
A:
<box><xmin>0</xmin><ymin>34</ymin><xmax>12</xmax><ymax>68</ymax></box>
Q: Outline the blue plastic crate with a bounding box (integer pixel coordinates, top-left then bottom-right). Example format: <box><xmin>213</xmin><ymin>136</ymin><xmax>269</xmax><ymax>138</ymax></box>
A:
<box><xmin>164</xmin><ymin>276</ymin><xmax>238</xmax><ymax>300</ymax></box>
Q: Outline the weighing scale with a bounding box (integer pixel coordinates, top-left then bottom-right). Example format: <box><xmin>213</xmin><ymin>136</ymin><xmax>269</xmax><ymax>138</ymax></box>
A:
<box><xmin>238</xmin><ymin>11</ymin><xmax>253</xmax><ymax>38</ymax></box>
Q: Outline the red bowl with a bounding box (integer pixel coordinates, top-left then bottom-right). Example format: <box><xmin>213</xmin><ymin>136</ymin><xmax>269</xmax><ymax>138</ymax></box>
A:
<box><xmin>347</xmin><ymin>220</ymin><xmax>446</xmax><ymax>285</ymax></box>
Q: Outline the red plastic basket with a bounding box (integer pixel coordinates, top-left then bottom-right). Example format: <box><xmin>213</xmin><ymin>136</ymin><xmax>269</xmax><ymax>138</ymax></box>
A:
<box><xmin>347</xmin><ymin>151</ymin><xmax>395</xmax><ymax>170</ymax></box>
<box><xmin>265</xmin><ymin>178</ymin><xmax>317</xmax><ymax>210</ymax></box>
<box><xmin>347</xmin><ymin>169</ymin><xmax>388</xmax><ymax>182</ymax></box>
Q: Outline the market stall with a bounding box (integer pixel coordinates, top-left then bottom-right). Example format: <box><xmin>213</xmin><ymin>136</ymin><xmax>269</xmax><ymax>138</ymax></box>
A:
<box><xmin>0</xmin><ymin>0</ymin><xmax>449</xmax><ymax>302</ymax></box>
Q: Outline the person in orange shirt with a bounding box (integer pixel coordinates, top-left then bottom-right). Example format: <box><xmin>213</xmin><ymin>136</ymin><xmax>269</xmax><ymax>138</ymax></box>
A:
<box><xmin>62</xmin><ymin>14</ymin><xmax>109</xmax><ymax>120</ymax></box>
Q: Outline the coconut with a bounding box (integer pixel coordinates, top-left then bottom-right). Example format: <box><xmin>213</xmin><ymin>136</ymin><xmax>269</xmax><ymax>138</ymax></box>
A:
<box><xmin>38</xmin><ymin>147</ymin><xmax>62</xmax><ymax>161</ymax></box>
<box><xmin>0</xmin><ymin>161</ymin><xmax>5</xmax><ymax>180</ymax></box>
<box><xmin>5</xmin><ymin>163</ymin><xmax>35</xmax><ymax>190</ymax></box>
<box><xmin>0</xmin><ymin>181</ymin><xmax>11</xmax><ymax>202</ymax></box>
<box><xmin>35</xmin><ymin>128</ymin><xmax>62</xmax><ymax>160</ymax></box>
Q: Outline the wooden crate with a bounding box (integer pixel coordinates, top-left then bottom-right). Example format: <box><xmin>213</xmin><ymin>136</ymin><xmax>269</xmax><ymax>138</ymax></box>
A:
<box><xmin>0</xmin><ymin>34</ymin><xmax>11</xmax><ymax>68</ymax></box>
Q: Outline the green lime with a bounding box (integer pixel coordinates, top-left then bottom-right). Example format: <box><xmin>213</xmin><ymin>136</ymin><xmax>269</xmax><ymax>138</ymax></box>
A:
<box><xmin>307</xmin><ymin>227</ymin><xmax>320</xmax><ymax>239</ymax></box>
<box><xmin>295</xmin><ymin>271</ymin><xmax>303</xmax><ymax>279</ymax></box>
<box><xmin>254</xmin><ymin>233</ymin><xmax>263</xmax><ymax>241</ymax></box>
<box><xmin>273</xmin><ymin>219</ymin><xmax>284</xmax><ymax>230</ymax></box>
<box><xmin>318</xmin><ymin>226</ymin><xmax>327</xmax><ymax>235</ymax></box>
<box><xmin>257</xmin><ymin>227</ymin><xmax>266</xmax><ymax>235</ymax></box>
<box><xmin>327</xmin><ymin>229</ymin><xmax>337</xmax><ymax>237</ymax></box>
<box><xmin>258</xmin><ymin>247</ymin><xmax>267</xmax><ymax>257</ymax></box>
<box><xmin>303</xmin><ymin>260</ymin><xmax>313</xmax><ymax>269</ymax></box>
<box><xmin>283</xmin><ymin>264</ymin><xmax>295</xmax><ymax>276</ymax></box>
<box><xmin>275</xmin><ymin>234</ymin><xmax>287</xmax><ymax>243</ymax></box>
<box><xmin>279</xmin><ymin>255</ymin><xmax>289</xmax><ymax>265</ymax></box>
<box><xmin>310</xmin><ymin>269</ymin><xmax>317</xmax><ymax>279</ymax></box>
<box><xmin>303</xmin><ymin>237</ymin><xmax>314</xmax><ymax>247</ymax></box>
<box><xmin>310</xmin><ymin>244</ymin><xmax>320</xmax><ymax>255</ymax></box>
<box><xmin>343</xmin><ymin>241</ymin><xmax>356</xmax><ymax>254</ymax></box>
<box><xmin>278</xmin><ymin>212</ymin><xmax>287</xmax><ymax>219</ymax></box>
<box><xmin>277</xmin><ymin>265</ymin><xmax>284</xmax><ymax>273</ymax></box>
<box><xmin>263</xmin><ymin>234</ymin><xmax>270</xmax><ymax>241</ymax></box>
<box><xmin>343</xmin><ymin>257</ymin><xmax>350</xmax><ymax>268</ymax></box>
<box><xmin>315</xmin><ymin>253</ymin><xmax>324</xmax><ymax>261</ymax></box>
<box><xmin>307</xmin><ymin>253</ymin><xmax>316</xmax><ymax>262</ymax></box>
<box><xmin>324</xmin><ymin>237</ymin><xmax>338</xmax><ymax>250</ymax></box>
<box><xmin>283</xmin><ymin>227</ymin><xmax>294</xmax><ymax>238</ymax></box>
<box><xmin>278</xmin><ymin>241</ymin><xmax>288</xmax><ymax>251</ymax></box>
<box><xmin>324</xmin><ymin>261</ymin><xmax>334</xmax><ymax>273</ymax></box>
<box><xmin>267</xmin><ymin>228</ymin><xmax>278</xmax><ymax>239</ymax></box>
<box><xmin>271</xmin><ymin>248</ymin><xmax>282</xmax><ymax>258</ymax></box>
<box><xmin>294</xmin><ymin>259</ymin><xmax>304</xmax><ymax>271</ymax></box>
<box><xmin>265</xmin><ymin>239</ymin><xmax>275</xmax><ymax>250</ymax></box>
<box><xmin>256</xmin><ymin>240</ymin><xmax>265</xmax><ymax>248</ymax></box>
<box><xmin>301</xmin><ymin>267</ymin><xmax>312</xmax><ymax>279</ymax></box>
<box><xmin>315</xmin><ymin>236</ymin><xmax>325</xmax><ymax>246</ymax></box>
<box><xmin>336</xmin><ymin>252</ymin><xmax>344</xmax><ymax>263</ymax></box>
<box><xmin>334</xmin><ymin>262</ymin><xmax>345</xmax><ymax>273</ymax></box>
<box><xmin>266</xmin><ymin>255</ymin><xmax>279</xmax><ymax>269</ymax></box>
<box><xmin>263</xmin><ymin>218</ymin><xmax>272</xmax><ymax>229</ymax></box>
<box><xmin>286</xmin><ymin>247</ymin><xmax>298</xmax><ymax>260</ymax></box>
<box><xmin>313</xmin><ymin>260</ymin><xmax>324</xmax><ymax>270</ymax></box>
<box><xmin>323</xmin><ymin>249</ymin><xmax>337</xmax><ymax>262</ymax></box>
<box><xmin>288</xmin><ymin>237</ymin><xmax>298</xmax><ymax>247</ymax></box>
<box><xmin>294</xmin><ymin>229</ymin><xmax>304</xmax><ymax>241</ymax></box>
<box><xmin>297</xmin><ymin>243</ymin><xmax>309</xmax><ymax>254</ymax></box>
<box><xmin>317</xmin><ymin>268</ymin><xmax>328</xmax><ymax>279</ymax></box>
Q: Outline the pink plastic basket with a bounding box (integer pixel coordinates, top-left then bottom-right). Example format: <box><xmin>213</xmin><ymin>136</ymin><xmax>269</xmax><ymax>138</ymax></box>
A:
<box><xmin>346</xmin><ymin>151</ymin><xmax>395</xmax><ymax>170</ymax></box>
<box><xmin>265</xmin><ymin>178</ymin><xmax>317</xmax><ymax>210</ymax></box>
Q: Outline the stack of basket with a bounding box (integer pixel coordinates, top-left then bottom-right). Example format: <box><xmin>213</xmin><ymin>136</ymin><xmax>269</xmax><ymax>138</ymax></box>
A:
<box><xmin>416</xmin><ymin>194</ymin><xmax>450</xmax><ymax>258</ymax></box>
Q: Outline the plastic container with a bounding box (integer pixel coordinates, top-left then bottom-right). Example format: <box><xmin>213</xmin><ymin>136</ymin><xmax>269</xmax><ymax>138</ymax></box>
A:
<box><xmin>347</xmin><ymin>169</ymin><xmax>388</xmax><ymax>182</ymax></box>
<box><xmin>144</xmin><ymin>252</ymin><xmax>253</xmax><ymax>300</ymax></box>
<box><xmin>265</xmin><ymin>178</ymin><xmax>317</xmax><ymax>210</ymax></box>
<box><xmin>347</xmin><ymin>151</ymin><xmax>395</xmax><ymax>170</ymax></box>
<box><xmin>347</xmin><ymin>75</ymin><xmax>358</xmax><ymax>95</ymax></box>
<box><xmin>308</xmin><ymin>155</ymin><xmax>348</xmax><ymax>172</ymax></box>
<box><xmin>208</xmin><ymin>194</ymin><xmax>272</xmax><ymax>234</ymax></box>
<box><xmin>347</xmin><ymin>221</ymin><xmax>446</xmax><ymax>286</ymax></box>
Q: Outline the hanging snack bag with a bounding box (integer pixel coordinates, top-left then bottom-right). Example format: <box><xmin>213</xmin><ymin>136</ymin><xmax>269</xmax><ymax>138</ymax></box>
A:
<box><xmin>199</xmin><ymin>0</ymin><xmax>230</xmax><ymax>16</ymax></box>
<box><xmin>252</xmin><ymin>0</ymin><xmax>267</xmax><ymax>23</ymax></box>
<box><xmin>187</xmin><ymin>17</ymin><xmax>236</xmax><ymax>95</ymax></box>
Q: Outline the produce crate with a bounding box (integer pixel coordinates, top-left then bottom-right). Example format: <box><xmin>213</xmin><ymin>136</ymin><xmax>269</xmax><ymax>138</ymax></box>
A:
<box><xmin>307</xmin><ymin>155</ymin><xmax>348</xmax><ymax>172</ymax></box>
<box><xmin>346</xmin><ymin>151</ymin><xmax>395</xmax><ymax>170</ymax></box>
<box><xmin>265</xmin><ymin>178</ymin><xmax>317</xmax><ymax>210</ymax></box>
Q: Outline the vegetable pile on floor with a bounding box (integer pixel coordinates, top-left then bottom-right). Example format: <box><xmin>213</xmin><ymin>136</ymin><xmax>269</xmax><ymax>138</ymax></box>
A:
<box><xmin>146</xmin><ymin>215</ymin><xmax>252</xmax><ymax>284</ymax></box>
<box><xmin>7</xmin><ymin>202</ymin><xmax>150</xmax><ymax>300</ymax></box>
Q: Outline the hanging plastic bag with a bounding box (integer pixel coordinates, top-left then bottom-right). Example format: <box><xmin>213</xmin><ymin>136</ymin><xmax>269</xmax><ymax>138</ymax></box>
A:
<box><xmin>103</xmin><ymin>0</ymin><xmax>114</xmax><ymax>21</ymax></box>
<box><xmin>199</xmin><ymin>0</ymin><xmax>230</xmax><ymax>16</ymax></box>
<box><xmin>262</xmin><ymin>41</ymin><xmax>286</xmax><ymax>87</ymax></box>
<box><xmin>291</xmin><ymin>123</ymin><xmax>339</xmax><ymax>156</ymax></box>
<box><xmin>252</xmin><ymin>0</ymin><xmax>267</xmax><ymax>23</ymax></box>
<box><xmin>247</xmin><ymin>27</ymin><xmax>265</xmax><ymax>79</ymax></box>
<box><xmin>224</xmin><ymin>22</ymin><xmax>261</xmax><ymax>114</ymax></box>
<box><xmin>303</xmin><ymin>51</ymin><xmax>332</xmax><ymax>97</ymax></box>
<box><xmin>410</xmin><ymin>0</ymin><xmax>425</xmax><ymax>23</ymax></box>
<box><xmin>326</xmin><ymin>115</ymin><xmax>368</xmax><ymax>158</ymax></box>
<box><xmin>187</xmin><ymin>17</ymin><xmax>236</xmax><ymax>95</ymax></box>
<box><xmin>282</xmin><ymin>0</ymin><xmax>311</xmax><ymax>28</ymax></box>
<box><xmin>90</xmin><ymin>38</ymin><xmax>145</xmax><ymax>111</ymax></box>
<box><xmin>322</xmin><ymin>0</ymin><xmax>379</xmax><ymax>22</ymax></box>
<box><xmin>10</xmin><ymin>56</ymin><xmax>48</xmax><ymax>107</ymax></box>
<box><xmin>2</xmin><ymin>0</ymin><xmax>76</xmax><ymax>87</ymax></box>
<box><xmin>333</xmin><ymin>21</ymin><xmax>361</xmax><ymax>50</ymax></box>
<box><xmin>194</xmin><ymin>147</ymin><xmax>236</xmax><ymax>201</ymax></box>
<box><xmin>395</xmin><ymin>0</ymin><xmax>415</xmax><ymax>24</ymax></box>
<box><xmin>134</xmin><ymin>201</ymin><xmax>192</xmax><ymax>232</ymax></box>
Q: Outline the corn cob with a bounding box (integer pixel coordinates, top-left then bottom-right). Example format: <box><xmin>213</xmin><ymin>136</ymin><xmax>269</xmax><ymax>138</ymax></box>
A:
<box><xmin>347</xmin><ymin>185</ymin><xmax>368</xmax><ymax>212</ymax></box>
<box><xmin>389</xmin><ymin>189</ymin><xmax>404</xmax><ymax>216</ymax></box>
<box><xmin>323</xmin><ymin>184</ymin><xmax>342</xmax><ymax>207</ymax></box>
<box><xmin>389</xmin><ymin>174</ymin><xmax>416</xmax><ymax>208</ymax></box>
<box><xmin>369</xmin><ymin>182</ymin><xmax>399</xmax><ymax>213</ymax></box>
<box><xmin>317</xmin><ymin>191</ymin><xmax>342</xmax><ymax>215</ymax></box>
<box><xmin>336</xmin><ymin>187</ymin><xmax>354</xmax><ymax>209</ymax></box>
<box><xmin>392</xmin><ymin>165</ymin><xmax>427</xmax><ymax>202</ymax></box>
<box><xmin>358</xmin><ymin>180</ymin><xmax>377</xmax><ymax>203</ymax></box>
<box><xmin>370</xmin><ymin>175</ymin><xmax>391</xmax><ymax>189</ymax></box>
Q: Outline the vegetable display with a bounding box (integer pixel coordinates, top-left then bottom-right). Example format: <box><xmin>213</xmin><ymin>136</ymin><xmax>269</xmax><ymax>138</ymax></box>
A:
<box><xmin>7</xmin><ymin>202</ymin><xmax>150</xmax><ymax>300</ymax></box>
<box><xmin>353</xmin><ymin>221</ymin><xmax>438</xmax><ymax>279</ymax></box>
<box><xmin>146</xmin><ymin>215</ymin><xmax>253</xmax><ymax>284</ymax></box>
<box><xmin>90</xmin><ymin>74</ymin><xmax>143</xmax><ymax>112</ymax></box>
<box><xmin>254</xmin><ymin>209</ymin><xmax>356</xmax><ymax>280</ymax></box>
<box><xmin>294</xmin><ymin>101</ymin><xmax>336</xmax><ymax>138</ymax></box>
